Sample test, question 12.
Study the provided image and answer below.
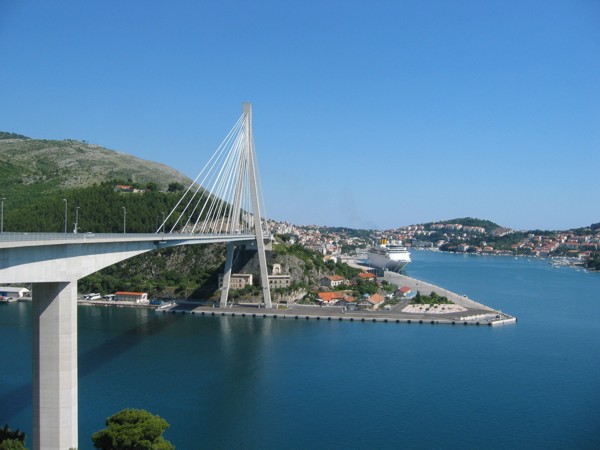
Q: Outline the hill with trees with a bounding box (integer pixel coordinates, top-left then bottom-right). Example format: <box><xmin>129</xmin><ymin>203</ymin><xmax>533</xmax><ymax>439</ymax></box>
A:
<box><xmin>2</xmin><ymin>133</ymin><xmax>348</xmax><ymax>300</ymax></box>
<box><xmin>0</xmin><ymin>134</ymin><xmax>193</xmax><ymax>209</ymax></box>
<box><xmin>425</xmin><ymin>217</ymin><xmax>501</xmax><ymax>233</ymax></box>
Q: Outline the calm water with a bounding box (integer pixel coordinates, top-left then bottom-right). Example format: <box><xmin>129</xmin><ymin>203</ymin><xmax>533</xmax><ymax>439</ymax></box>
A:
<box><xmin>1</xmin><ymin>251</ymin><xmax>600</xmax><ymax>449</ymax></box>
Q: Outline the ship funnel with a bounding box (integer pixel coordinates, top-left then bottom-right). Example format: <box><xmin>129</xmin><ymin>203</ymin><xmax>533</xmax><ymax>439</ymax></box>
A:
<box><xmin>380</xmin><ymin>238</ymin><xmax>387</xmax><ymax>245</ymax></box>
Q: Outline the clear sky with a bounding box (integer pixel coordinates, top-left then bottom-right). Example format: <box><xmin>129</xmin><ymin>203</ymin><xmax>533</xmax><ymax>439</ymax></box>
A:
<box><xmin>1</xmin><ymin>1</ymin><xmax>599</xmax><ymax>231</ymax></box>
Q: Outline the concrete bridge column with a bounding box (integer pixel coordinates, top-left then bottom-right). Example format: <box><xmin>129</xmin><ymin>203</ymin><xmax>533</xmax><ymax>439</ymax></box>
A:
<box><xmin>32</xmin><ymin>281</ymin><xmax>78</xmax><ymax>450</ymax></box>
<box><xmin>220</xmin><ymin>242</ymin><xmax>235</xmax><ymax>307</ymax></box>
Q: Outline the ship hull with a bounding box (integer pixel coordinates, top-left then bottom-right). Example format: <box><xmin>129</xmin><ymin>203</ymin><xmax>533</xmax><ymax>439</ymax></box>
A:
<box><xmin>367</xmin><ymin>249</ymin><xmax>411</xmax><ymax>272</ymax></box>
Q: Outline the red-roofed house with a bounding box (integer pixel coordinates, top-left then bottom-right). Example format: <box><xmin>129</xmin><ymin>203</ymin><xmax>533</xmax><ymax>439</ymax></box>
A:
<box><xmin>358</xmin><ymin>293</ymin><xmax>385</xmax><ymax>310</ymax></box>
<box><xmin>336</xmin><ymin>296</ymin><xmax>356</xmax><ymax>308</ymax></box>
<box><xmin>338</xmin><ymin>296</ymin><xmax>357</xmax><ymax>311</ymax></box>
<box><xmin>357</xmin><ymin>273</ymin><xmax>376</xmax><ymax>281</ymax></box>
<box><xmin>320</xmin><ymin>275</ymin><xmax>346</xmax><ymax>288</ymax></box>
<box><xmin>317</xmin><ymin>291</ymin><xmax>345</xmax><ymax>305</ymax></box>
<box><xmin>397</xmin><ymin>286</ymin><xmax>412</xmax><ymax>297</ymax></box>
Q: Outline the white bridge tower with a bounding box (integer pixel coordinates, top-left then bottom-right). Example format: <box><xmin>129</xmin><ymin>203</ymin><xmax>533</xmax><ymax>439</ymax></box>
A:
<box><xmin>219</xmin><ymin>103</ymin><xmax>272</xmax><ymax>308</ymax></box>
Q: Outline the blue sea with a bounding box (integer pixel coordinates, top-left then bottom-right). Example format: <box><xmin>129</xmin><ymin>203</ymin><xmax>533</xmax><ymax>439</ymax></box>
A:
<box><xmin>1</xmin><ymin>251</ymin><xmax>600</xmax><ymax>449</ymax></box>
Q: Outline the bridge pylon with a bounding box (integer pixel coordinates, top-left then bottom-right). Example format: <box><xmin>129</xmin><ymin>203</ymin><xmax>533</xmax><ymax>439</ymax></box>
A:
<box><xmin>220</xmin><ymin>102</ymin><xmax>272</xmax><ymax>308</ymax></box>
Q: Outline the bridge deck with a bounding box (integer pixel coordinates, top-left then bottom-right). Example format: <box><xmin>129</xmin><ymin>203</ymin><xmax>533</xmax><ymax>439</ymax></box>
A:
<box><xmin>0</xmin><ymin>232</ymin><xmax>264</xmax><ymax>249</ymax></box>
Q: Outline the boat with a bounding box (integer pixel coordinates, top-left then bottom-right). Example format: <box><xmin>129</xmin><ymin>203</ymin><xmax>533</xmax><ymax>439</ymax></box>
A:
<box><xmin>368</xmin><ymin>238</ymin><xmax>411</xmax><ymax>272</ymax></box>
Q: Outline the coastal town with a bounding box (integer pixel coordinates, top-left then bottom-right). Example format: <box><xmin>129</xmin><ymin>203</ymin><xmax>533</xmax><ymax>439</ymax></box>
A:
<box><xmin>269</xmin><ymin>218</ymin><xmax>600</xmax><ymax>269</ymax></box>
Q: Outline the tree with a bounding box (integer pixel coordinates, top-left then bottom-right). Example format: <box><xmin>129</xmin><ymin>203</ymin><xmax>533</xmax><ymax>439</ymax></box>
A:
<box><xmin>0</xmin><ymin>439</ymin><xmax>26</xmax><ymax>450</ymax></box>
<box><xmin>91</xmin><ymin>409</ymin><xmax>174</xmax><ymax>450</ymax></box>
<box><xmin>167</xmin><ymin>182</ymin><xmax>184</xmax><ymax>192</ymax></box>
<box><xmin>145</xmin><ymin>182</ymin><xmax>159</xmax><ymax>192</ymax></box>
<box><xmin>0</xmin><ymin>424</ymin><xmax>26</xmax><ymax>450</ymax></box>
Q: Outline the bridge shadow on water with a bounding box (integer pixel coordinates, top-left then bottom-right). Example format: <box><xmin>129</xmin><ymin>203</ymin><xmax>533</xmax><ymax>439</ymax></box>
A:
<box><xmin>0</xmin><ymin>310</ymin><xmax>180</xmax><ymax>423</ymax></box>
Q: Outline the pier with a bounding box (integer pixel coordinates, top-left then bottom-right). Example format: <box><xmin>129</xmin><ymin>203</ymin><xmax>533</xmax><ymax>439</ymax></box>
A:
<box><xmin>156</xmin><ymin>270</ymin><xmax>517</xmax><ymax>328</ymax></box>
<box><xmin>156</xmin><ymin>303</ymin><xmax>515</xmax><ymax>326</ymax></box>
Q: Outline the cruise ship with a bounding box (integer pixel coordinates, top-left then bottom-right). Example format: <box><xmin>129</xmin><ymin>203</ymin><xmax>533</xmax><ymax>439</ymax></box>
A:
<box><xmin>368</xmin><ymin>238</ymin><xmax>411</xmax><ymax>272</ymax></box>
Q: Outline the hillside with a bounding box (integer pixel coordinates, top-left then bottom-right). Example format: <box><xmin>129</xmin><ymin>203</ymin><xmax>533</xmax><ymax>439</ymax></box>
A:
<box><xmin>0</xmin><ymin>135</ymin><xmax>193</xmax><ymax>204</ymax></box>
<box><xmin>425</xmin><ymin>217</ymin><xmax>501</xmax><ymax>233</ymax></box>
<box><xmin>0</xmin><ymin>132</ymin><xmax>343</xmax><ymax>299</ymax></box>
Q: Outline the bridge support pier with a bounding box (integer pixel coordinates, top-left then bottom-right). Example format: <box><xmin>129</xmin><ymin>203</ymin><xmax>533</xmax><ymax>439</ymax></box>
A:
<box><xmin>32</xmin><ymin>281</ymin><xmax>78</xmax><ymax>450</ymax></box>
<box><xmin>220</xmin><ymin>242</ymin><xmax>235</xmax><ymax>307</ymax></box>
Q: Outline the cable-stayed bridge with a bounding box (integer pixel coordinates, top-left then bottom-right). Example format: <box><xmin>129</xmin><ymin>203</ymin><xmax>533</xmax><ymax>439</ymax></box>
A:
<box><xmin>0</xmin><ymin>103</ymin><xmax>273</xmax><ymax>450</ymax></box>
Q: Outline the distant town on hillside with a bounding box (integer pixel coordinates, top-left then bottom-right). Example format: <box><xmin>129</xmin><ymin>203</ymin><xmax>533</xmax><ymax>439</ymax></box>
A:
<box><xmin>269</xmin><ymin>217</ymin><xmax>600</xmax><ymax>271</ymax></box>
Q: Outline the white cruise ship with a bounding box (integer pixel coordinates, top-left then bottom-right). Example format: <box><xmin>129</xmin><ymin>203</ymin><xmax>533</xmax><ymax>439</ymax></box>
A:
<box><xmin>368</xmin><ymin>238</ymin><xmax>411</xmax><ymax>272</ymax></box>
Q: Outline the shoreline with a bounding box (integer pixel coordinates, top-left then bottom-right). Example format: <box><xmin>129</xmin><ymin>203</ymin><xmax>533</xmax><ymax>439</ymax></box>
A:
<box><xmin>77</xmin><ymin>269</ymin><xmax>517</xmax><ymax>326</ymax></box>
<box><xmin>77</xmin><ymin>292</ymin><xmax>516</xmax><ymax>326</ymax></box>
<box><xmin>155</xmin><ymin>303</ymin><xmax>516</xmax><ymax>327</ymax></box>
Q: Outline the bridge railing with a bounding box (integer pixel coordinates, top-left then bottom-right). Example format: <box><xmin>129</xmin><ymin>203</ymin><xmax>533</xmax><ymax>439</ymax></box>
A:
<box><xmin>0</xmin><ymin>231</ymin><xmax>270</xmax><ymax>243</ymax></box>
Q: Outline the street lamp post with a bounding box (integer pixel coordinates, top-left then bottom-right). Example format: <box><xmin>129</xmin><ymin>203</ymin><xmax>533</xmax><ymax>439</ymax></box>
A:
<box><xmin>75</xmin><ymin>206</ymin><xmax>80</xmax><ymax>234</ymax></box>
<box><xmin>62</xmin><ymin>199</ymin><xmax>68</xmax><ymax>234</ymax></box>
<box><xmin>162</xmin><ymin>211</ymin><xmax>166</xmax><ymax>235</ymax></box>
<box><xmin>1</xmin><ymin>197</ymin><xmax>6</xmax><ymax>233</ymax></box>
<box><xmin>122</xmin><ymin>207</ymin><xmax>127</xmax><ymax>234</ymax></box>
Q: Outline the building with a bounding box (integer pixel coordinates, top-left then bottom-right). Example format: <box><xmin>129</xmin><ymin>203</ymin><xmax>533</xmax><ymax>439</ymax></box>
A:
<box><xmin>114</xmin><ymin>185</ymin><xmax>145</xmax><ymax>193</ymax></box>
<box><xmin>317</xmin><ymin>291</ymin><xmax>345</xmax><ymax>305</ymax></box>
<box><xmin>269</xmin><ymin>275</ymin><xmax>291</xmax><ymax>288</ymax></box>
<box><xmin>114</xmin><ymin>291</ymin><xmax>149</xmax><ymax>304</ymax></box>
<box><xmin>358</xmin><ymin>293</ymin><xmax>385</xmax><ymax>310</ymax></box>
<box><xmin>357</xmin><ymin>273</ymin><xmax>376</xmax><ymax>282</ymax></box>
<box><xmin>397</xmin><ymin>286</ymin><xmax>412</xmax><ymax>297</ymax></box>
<box><xmin>0</xmin><ymin>286</ymin><xmax>30</xmax><ymax>298</ymax></box>
<box><xmin>218</xmin><ymin>274</ymin><xmax>253</xmax><ymax>290</ymax></box>
<box><xmin>320</xmin><ymin>275</ymin><xmax>346</xmax><ymax>288</ymax></box>
<box><xmin>268</xmin><ymin>263</ymin><xmax>292</xmax><ymax>288</ymax></box>
<box><xmin>335</xmin><ymin>296</ymin><xmax>356</xmax><ymax>309</ymax></box>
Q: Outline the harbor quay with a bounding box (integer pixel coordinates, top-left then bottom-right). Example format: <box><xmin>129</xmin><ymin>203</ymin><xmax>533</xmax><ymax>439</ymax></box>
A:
<box><xmin>153</xmin><ymin>274</ymin><xmax>516</xmax><ymax>326</ymax></box>
<box><xmin>156</xmin><ymin>303</ymin><xmax>515</xmax><ymax>326</ymax></box>
<box><xmin>381</xmin><ymin>271</ymin><xmax>499</xmax><ymax>313</ymax></box>
<box><xmin>77</xmin><ymin>271</ymin><xmax>516</xmax><ymax>326</ymax></box>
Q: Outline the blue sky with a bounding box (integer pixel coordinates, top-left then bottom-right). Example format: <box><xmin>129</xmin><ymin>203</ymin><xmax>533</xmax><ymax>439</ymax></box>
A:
<box><xmin>1</xmin><ymin>1</ymin><xmax>599</xmax><ymax>231</ymax></box>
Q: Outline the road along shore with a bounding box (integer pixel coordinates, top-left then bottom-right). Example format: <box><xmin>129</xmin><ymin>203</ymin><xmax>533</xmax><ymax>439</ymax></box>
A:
<box><xmin>382</xmin><ymin>271</ymin><xmax>497</xmax><ymax>312</ymax></box>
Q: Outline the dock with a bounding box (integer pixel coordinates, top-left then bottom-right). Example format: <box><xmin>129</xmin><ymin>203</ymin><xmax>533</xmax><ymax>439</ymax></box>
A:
<box><xmin>157</xmin><ymin>298</ymin><xmax>516</xmax><ymax>327</ymax></box>
<box><xmin>77</xmin><ymin>271</ymin><xmax>516</xmax><ymax>327</ymax></box>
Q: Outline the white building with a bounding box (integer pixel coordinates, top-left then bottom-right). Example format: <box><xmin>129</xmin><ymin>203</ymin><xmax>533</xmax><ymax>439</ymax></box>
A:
<box><xmin>218</xmin><ymin>274</ymin><xmax>253</xmax><ymax>290</ymax></box>
<box><xmin>0</xmin><ymin>286</ymin><xmax>30</xmax><ymax>298</ymax></box>
<box><xmin>114</xmin><ymin>291</ymin><xmax>149</xmax><ymax>304</ymax></box>
<box><xmin>268</xmin><ymin>264</ymin><xmax>291</xmax><ymax>288</ymax></box>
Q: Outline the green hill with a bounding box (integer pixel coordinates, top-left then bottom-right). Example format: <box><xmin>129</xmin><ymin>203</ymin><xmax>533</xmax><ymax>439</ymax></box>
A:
<box><xmin>0</xmin><ymin>135</ymin><xmax>193</xmax><ymax>207</ymax></box>
<box><xmin>0</xmin><ymin>133</ymin><xmax>233</xmax><ymax>299</ymax></box>
<box><xmin>0</xmin><ymin>132</ymin><xmax>365</xmax><ymax>299</ymax></box>
<box><xmin>431</xmin><ymin>217</ymin><xmax>501</xmax><ymax>233</ymax></box>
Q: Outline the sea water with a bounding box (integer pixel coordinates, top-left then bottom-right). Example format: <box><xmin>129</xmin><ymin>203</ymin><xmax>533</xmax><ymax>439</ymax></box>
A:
<box><xmin>1</xmin><ymin>251</ymin><xmax>599</xmax><ymax>449</ymax></box>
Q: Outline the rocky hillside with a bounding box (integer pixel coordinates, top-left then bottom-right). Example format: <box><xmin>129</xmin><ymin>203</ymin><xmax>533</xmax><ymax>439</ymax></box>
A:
<box><xmin>0</xmin><ymin>135</ymin><xmax>193</xmax><ymax>202</ymax></box>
